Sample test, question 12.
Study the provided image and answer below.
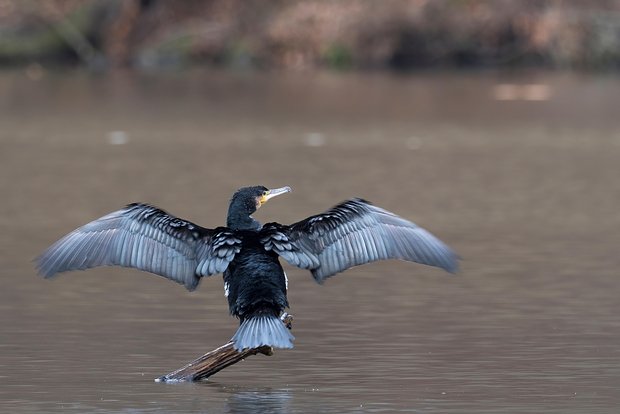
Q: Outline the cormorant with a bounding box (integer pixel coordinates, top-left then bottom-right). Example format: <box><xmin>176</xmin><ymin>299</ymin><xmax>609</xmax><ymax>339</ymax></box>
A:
<box><xmin>36</xmin><ymin>186</ymin><xmax>458</xmax><ymax>351</ymax></box>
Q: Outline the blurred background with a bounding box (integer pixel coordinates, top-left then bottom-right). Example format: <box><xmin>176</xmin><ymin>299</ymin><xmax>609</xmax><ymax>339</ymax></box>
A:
<box><xmin>1</xmin><ymin>1</ymin><xmax>620</xmax><ymax>413</ymax></box>
<box><xmin>2</xmin><ymin>0</ymin><xmax>620</xmax><ymax>70</ymax></box>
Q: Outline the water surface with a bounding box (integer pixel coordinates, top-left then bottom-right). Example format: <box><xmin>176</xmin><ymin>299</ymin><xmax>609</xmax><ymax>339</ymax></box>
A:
<box><xmin>1</xmin><ymin>70</ymin><xmax>619</xmax><ymax>413</ymax></box>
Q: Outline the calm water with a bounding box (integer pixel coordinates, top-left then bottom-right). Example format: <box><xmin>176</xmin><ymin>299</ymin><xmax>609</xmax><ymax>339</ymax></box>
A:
<box><xmin>1</xmin><ymin>69</ymin><xmax>619</xmax><ymax>413</ymax></box>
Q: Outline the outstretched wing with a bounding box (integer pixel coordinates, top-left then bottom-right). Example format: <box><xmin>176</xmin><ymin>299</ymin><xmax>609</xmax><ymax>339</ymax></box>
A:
<box><xmin>36</xmin><ymin>203</ymin><xmax>241</xmax><ymax>291</ymax></box>
<box><xmin>261</xmin><ymin>198</ymin><xmax>458</xmax><ymax>283</ymax></box>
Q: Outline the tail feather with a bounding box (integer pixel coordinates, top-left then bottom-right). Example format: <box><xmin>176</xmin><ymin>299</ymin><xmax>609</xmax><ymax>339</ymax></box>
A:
<box><xmin>232</xmin><ymin>315</ymin><xmax>295</xmax><ymax>351</ymax></box>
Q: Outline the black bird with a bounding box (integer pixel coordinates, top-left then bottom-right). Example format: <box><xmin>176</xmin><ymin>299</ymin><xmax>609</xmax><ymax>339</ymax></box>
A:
<box><xmin>36</xmin><ymin>186</ymin><xmax>458</xmax><ymax>351</ymax></box>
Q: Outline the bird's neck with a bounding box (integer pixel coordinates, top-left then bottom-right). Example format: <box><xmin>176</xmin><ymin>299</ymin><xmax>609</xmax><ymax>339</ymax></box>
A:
<box><xmin>226</xmin><ymin>208</ymin><xmax>261</xmax><ymax>231</ymax></box>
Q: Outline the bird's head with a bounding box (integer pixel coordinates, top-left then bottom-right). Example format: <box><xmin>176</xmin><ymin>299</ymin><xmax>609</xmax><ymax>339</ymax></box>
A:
<box><xmin>227</xmin><ymin>186</ymin><xmax>292</xmax><ymax>229</ymax></box>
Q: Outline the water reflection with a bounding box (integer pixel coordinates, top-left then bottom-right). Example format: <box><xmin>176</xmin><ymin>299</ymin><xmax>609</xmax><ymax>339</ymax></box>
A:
<box><xmin>208</xmin><ymin>385</ymin><xmax>293</xmax><ymax>414</ymax></box>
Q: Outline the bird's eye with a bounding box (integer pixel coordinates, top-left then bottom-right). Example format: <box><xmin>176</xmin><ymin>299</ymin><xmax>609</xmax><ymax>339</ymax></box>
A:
<box><xmin>263</xmin><ymin>191</ymin><xmax>268</xmax><ymax>196</ymax></box>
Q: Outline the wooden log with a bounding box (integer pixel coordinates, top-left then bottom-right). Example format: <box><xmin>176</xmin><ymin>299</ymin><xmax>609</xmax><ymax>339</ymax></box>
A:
<box><xmin>155</xmin><ymin>313</ymin><xmax>294</xmax><ymax>383</ymax></box>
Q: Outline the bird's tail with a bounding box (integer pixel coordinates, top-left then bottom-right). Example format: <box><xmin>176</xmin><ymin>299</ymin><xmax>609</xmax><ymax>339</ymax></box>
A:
<box><xmin>232</xmin><ymin>314</ymin><xmax>295</xmax><ymax>351</ymax></box>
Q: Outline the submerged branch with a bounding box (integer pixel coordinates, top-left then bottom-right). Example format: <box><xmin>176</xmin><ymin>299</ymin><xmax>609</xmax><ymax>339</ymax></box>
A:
<box><xmin>155</xmin><ymin>313</ymin><xmax>294</xmax><ymax>383</ymax></box>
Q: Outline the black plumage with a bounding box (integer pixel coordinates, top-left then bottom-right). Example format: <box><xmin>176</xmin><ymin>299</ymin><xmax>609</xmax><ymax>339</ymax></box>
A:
<box><xmin>36</xmin><ymin>185</ymin><xmax>459</xmax><ymax>351</ymax></box>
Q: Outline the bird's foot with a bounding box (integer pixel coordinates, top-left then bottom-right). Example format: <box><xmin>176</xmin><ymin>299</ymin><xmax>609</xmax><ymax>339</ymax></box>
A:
<box><xmin>280</xmin><ymin>312</ymin><xmax>294</xmax><ymax>330</ymax></box>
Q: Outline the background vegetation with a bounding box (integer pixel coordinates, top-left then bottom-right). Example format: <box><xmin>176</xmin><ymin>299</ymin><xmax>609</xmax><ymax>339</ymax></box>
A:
<box><xmin>1</xmin><ymin>0</ymin><xmax>620</xmax><ymax>71</ymax></box>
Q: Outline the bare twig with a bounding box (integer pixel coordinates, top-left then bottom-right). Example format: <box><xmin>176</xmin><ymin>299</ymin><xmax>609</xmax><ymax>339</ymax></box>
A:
<box><xmin>42</xmin><ymin>0</ymin><xmax>104</xmax><ymax>67</ymax></box>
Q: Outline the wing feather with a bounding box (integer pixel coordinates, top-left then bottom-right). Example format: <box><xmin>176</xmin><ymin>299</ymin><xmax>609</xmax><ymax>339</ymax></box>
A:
<box><xmin>261</xmin><ymin>199</ymin><xmax>459</xmax><ymax>283</ymax></box>
<box><xmin>36</xmin><ymin>203</ymin><xmax>241</xmax><ymax>291</ymax></box>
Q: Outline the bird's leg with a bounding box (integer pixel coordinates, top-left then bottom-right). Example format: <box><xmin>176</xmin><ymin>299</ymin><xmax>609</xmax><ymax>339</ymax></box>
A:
<box><xmin>155</xmin><ymin>313</ymin><xmax>293</xmax><ymax>383</ymax></box>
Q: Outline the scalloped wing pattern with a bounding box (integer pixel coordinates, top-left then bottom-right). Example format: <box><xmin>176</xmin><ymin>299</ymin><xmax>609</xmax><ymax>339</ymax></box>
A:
<box><xmin>36</xmin><ymin>203</ymin><xmax>241</xmax><ymax>291</ymax></box>
<box><xmin>261</xmin><ymin>199</ymin><xmax>458</xmax><ymax>283</ymax></box>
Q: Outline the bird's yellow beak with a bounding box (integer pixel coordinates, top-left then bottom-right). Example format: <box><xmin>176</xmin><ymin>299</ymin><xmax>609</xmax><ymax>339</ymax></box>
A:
<box><xmin>258</xmin><ymin>186</ymin><xmax>292</xmax><ymax>207</ymax></box>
